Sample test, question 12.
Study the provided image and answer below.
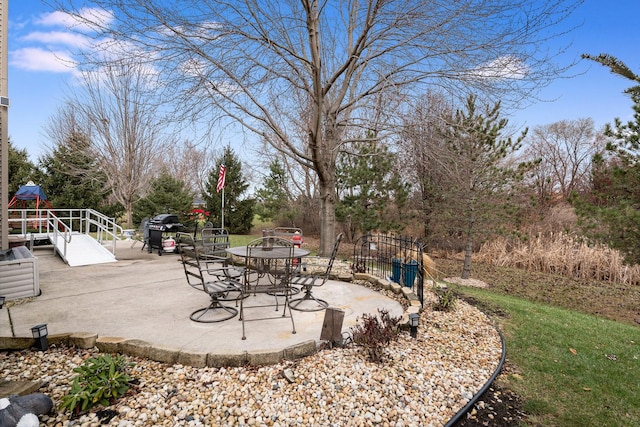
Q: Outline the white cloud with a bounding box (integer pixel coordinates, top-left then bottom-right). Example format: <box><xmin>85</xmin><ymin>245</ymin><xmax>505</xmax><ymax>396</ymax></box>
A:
<box><xmin>23</xmin><ymin>31</ymin><xmax>90</xmax><ymax>48</ymax></box>
<box><xmin>35</xmin><ymin>7</ymin><xmax>114</xmax><ymax>34</ymax></box>
<box><xmin>472</xmin><ymin>55</ymin><xmax>529</xmax><ymax>80</ymax></box>
<box><xmin>12</xmin><ymin>7</ymin><xmax>114</xmax><ymax>73</ymax></box>
<box><xmin>10</xmin><ymin>47</ymin><xmax>77</xmax><ymax>73</ymax></box>
<box><xmin>35</xmin><ymin>10</ymin><xmax>75</xmax><ymax>27</ymax></box>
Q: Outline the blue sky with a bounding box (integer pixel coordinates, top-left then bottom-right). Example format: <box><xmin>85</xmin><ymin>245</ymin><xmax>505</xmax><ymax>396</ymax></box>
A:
<box><xmin>8</xmin><ymin>1</ymin><xmax>640</xmax><ymax>161</ymax></box>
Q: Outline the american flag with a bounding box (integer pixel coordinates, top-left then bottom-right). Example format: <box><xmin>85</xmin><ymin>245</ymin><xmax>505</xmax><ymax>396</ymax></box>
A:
<box><xmin>216</xmin><ymin>164</ymin><xmax>226</xmax><ymax>193</ymax></box>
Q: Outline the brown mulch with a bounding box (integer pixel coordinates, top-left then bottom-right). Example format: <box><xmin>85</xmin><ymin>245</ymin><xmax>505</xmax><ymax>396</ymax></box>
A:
<box><xmin>451</xmin><ymin>359</ymin><xmax>530</xmax><ymax>426</ymax></box>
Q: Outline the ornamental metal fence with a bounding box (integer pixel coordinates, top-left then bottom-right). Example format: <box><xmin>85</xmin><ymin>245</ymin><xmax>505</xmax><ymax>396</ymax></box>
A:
<box><xmin>352</xmin><ymin>233</ymin><xmax>424</xmax><ymax>306</ymax></box>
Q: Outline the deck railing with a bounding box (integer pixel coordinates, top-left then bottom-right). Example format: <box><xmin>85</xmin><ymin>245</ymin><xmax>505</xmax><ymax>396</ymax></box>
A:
<box><xmin>8</xmin><ymin>208</ymin><xmax>123</xmax><ymax>255</ymax></box>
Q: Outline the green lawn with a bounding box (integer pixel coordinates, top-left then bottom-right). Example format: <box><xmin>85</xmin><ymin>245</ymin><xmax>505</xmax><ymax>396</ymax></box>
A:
<box><xmin>229</xmin><ymin>234</ymin><xmax>259</xmax><ymax>247</ymax></box>
<box><xmin>448</xmin><ymin>284</ymin><xmax>640</xmax><ymax>427</ymax></box>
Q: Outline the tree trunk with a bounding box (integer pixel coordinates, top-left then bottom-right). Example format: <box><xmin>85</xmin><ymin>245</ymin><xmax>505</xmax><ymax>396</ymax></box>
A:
<box><xmin>462</xmin><ymin>233</ymin><xmax>472</xmax><ymax>279</ymax></box>
<box><xmin>318</xmin><ymin>177</ymin><xmax>337</xmax><ymax>257</ymax></box>
<box><xmin>125</xmin><ymin>200</ymin><xmax>134</xmax><ymax>229</ymax></box>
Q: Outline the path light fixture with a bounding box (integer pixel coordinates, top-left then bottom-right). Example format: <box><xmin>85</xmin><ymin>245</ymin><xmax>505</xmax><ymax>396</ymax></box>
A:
<box><xmin>0</xmin><ymin>296</ymin><xmax>5</xmax><ymax>309</ymax></box>
<box><xmin>409</xmin><ymin>313</ymin><xmax>419</xmax><ymax>339</ymax></box>
<box><xmin>31</xmin><ymin>323</ymin><xmax>49</xmax><ymax>351</ymax></box>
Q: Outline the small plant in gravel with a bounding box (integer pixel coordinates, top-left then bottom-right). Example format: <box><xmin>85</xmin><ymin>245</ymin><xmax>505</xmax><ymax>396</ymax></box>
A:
<box><xmin>432</xmin><ymin>286</ymin><xmax>457</xmax><ymax>312</ymax></box>
<box><xmin>350</xmin><ymin>309</ymin><xmax>401</xmax><ymax>363</ymax></box>
<box><xmin>60</xmin><ymin>354</ymin><xmax>135</xmax><ymax>415</ymax></box>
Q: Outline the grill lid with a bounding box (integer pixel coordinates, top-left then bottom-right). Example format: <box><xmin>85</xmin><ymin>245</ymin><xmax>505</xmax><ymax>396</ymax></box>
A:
<box><xmin>151</xmin><ymin>214</ymin><xmax>180</xmax><ymax>224</ymax></box>
<box><xmin>148</xmin><ymin>214</ymin><xmax>184</xmax><ymax>231</ymax></box>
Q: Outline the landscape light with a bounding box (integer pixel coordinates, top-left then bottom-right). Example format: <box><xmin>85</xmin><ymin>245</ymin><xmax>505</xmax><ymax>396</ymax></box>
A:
<box><xmin>409</xmin><ymin>313</ymin><xmax>419</xmax><ymax>339</ymax></box>
<box><xmin>31</xmin><ymin>324</ymin><xmax>49</xmax><ymax>351</ymax></box>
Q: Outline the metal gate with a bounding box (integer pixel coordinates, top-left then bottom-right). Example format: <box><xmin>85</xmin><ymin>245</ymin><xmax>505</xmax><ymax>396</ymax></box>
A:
<box><xmin>352</xmin><ymin>233</ymin><xmax>424</xmax><ymax>306</ymax></box>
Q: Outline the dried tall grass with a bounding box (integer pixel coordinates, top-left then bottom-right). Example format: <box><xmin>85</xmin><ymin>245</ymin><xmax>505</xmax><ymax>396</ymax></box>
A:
<box><xmin>476</xmin><ymin>232</ymin><xmax>640</xmax><ymax>286</ymax></box>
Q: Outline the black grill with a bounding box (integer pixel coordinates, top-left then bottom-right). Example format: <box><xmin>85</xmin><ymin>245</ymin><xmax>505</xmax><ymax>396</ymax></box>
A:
<box><xmin>148</xmin><ymin>214</ymin><xmax>184</xmax><ymax>231</ymax></box>
<box><xmin>148</xmin><ymin>223</ymin><xmax>181</xmax><ymax>232</ymax></box>
<box><xmin>146</xmin><ymin>214</ymin><xmax>185</xmax><ymax>254</ymax></box>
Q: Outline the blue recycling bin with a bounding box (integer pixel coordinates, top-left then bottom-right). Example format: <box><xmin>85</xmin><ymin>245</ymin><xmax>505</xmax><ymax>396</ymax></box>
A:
<box><xmin>402</xmin><ymin>260</ymin><xmax>418</xmax><ymax>288</ymax></box>
<box><xmin>391</xmin><ymin>258</ymin><xmax>402</xmax><ymax>283</ymax></box>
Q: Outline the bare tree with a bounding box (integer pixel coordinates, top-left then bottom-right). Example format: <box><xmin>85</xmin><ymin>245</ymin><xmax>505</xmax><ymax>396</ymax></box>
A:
<box><xmin>400</xmin><ymin>91</ymin><xmax>455</xmax><ymax>245</ymax></box>
<box><xmin>162</xmin><ymin>140</ymin><xmax>212</xmax><ymax>197</ymax></box>
<box><xmin>51</xmin><ymin>0</ymin><xmax>581</xmax><ymax>253</ymax></box>
<box><xmin>524</xmin><ymin>118</ymin><xmax>605</xmax><ymax>206</ymax></box>
<box><xmin>72</xmin><ymin>61</ymin><xmax>169</xmax><ymax>227</ymax></box>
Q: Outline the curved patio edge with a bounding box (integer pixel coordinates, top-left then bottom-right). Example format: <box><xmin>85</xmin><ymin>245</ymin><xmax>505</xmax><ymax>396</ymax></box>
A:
<box><xmin>0</xmin><ymin>272</ymin><xmax>421</xmax><ymax>367</ymax></box>
<box><xmin>1</xmin><ymin>273</ymin><xmax>507</xmax><ymax>425</ymax></box>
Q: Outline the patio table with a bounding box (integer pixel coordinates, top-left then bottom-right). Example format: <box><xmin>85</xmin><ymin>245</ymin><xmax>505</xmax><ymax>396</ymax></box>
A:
<box><xmin>227</xmin><ymin>244</ymin><xmax>309</xmax><ymax>339</ymax></box>
<box><xmin>226</xmin><ymin>246</ymin><xmax>310</xmax><ymax>259</ymax></box>
<box><xmin>227</xmin><ymin>245</ymin><xmax>310</xmax><ymax>292</ymax></box>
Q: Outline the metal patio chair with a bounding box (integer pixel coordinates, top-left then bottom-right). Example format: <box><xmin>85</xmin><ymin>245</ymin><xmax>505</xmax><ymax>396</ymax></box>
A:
<box><xmin>200</xmin><ymin>227</ymin><xmax>243</xmax><ymax>281</ymax></box>
<box><xmin>130</xmin><ymin>217</ymin><xmax>150</xmax><ymax>250</ymax></box>
<box><xmin>239</xmin><ymin>236</ymin><xmax>297</xmax><ymax>340</ymax></box>
<box><xmin>177</xmin><ymin>232</ymin><xmax>244</xmax><ymax>323</ymax></box>
<box><xmin>289</xmin><ymin>233</ymin><xmax>343</xmax><ymax>312</ymax></box>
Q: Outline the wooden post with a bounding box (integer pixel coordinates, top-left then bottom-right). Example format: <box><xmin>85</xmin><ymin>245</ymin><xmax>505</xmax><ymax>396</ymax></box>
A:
<box><xmin>320</xmin><ymin>307</ymin><xmax>345</xmax><ymax>344</ymax></box>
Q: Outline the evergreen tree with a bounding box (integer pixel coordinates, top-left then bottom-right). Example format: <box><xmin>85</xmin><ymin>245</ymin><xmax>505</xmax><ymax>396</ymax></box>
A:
<box><xmin>204</xmin><ymin>146</ymin><xmax>255</xmax><ymax>234</ymax></box>
<box><xmin>574</xmin><ymin>54</ymin><xmax>640</xmax><ymax>264</ymax></box>
<box><xmin>38</xmin><ymin>131</ymin><xmax>119</xmax><ymax>215</ymax></box>
<box><xmin>336</xmin><ymin>138</ymin><xmax>410</xmax><ymax>240</ymax></box>
<box><xmin>7</xmin><ymin>139</ymin><xmax>37</xmax><ymax>199</ymax></box>
<box><xmin>254</xmin><ymin>159</ymin><xmax>295</xmax><ymax>224</ymax></box>
<box><xmin>133</xmin><ymin>171</ymin><xmax>194</xmax><ymax>226</ymax></box>
<box><xmin>574</xmin><ymin>152</ymin><xmax>640</xmax><ymax>264</ymax></box>
<box><xmin>437</xmin><ymin>95</ymin><xmax>529</xmax><ymax>278</ymax></box>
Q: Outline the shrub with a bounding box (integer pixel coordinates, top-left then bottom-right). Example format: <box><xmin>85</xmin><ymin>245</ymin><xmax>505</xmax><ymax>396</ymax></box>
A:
<box><xmin>60</xmin><ymin>354</ymin><xmax>135</xmax><ymax>415</ymax></box>
<box><xmin>432</xmin><ymin>287</ymin><xmax>457</xmax><ymax>312</ymax></box>
<box><xmin>350</xmin><ymin>309</ymin><xmax>401</xmax><ymax>363</ymax></box>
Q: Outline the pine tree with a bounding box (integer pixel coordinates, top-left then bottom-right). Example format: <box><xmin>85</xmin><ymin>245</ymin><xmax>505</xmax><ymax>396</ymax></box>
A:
<box><xmin>336</xmin><ymin>138</ymin><xmax>410</xmax><ymax>240</ymax></box>
<box><xmin>204</xmin><ymin>146</ymin><xmax>255</xmax><ymax>234</ymax></box>
<box><xmin>254</xmin><ymin>159</ymin><xmax>295</xmax><ymax>224</ymax></box>
<box><xmin>8</xmin><ymin>139</ymin><xmax>37</xmax><ymax>197</ymax></box>
<box><xmin>437</xmin><ymin>95</ymin><xmax>529</xmax><ymax>278</ymax></box>
<box><xmin>133</xmin><ymin>171</ymin><xmax>194</xmax><ymax>226</ymax></box>
<box><xmin>574</xmin><ymin>54</ymin><xmax>640</xmax><ymax>263</ymax></box>
<box><xmin>38</xmin><ymin>131</ymin><xmax>117</xmax><ymax>215</ymax></box>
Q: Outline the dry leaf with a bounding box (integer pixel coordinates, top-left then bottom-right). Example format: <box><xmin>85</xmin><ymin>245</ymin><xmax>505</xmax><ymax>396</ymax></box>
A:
<box><xmin>583</xmin><ymin>387</ymin><xmax>592</xmax><ymax>391</ymax></box>
<box><xmin>569</xmin><ymin>348</ymin><xmax>577</xmax><ymax>355</ymax></box>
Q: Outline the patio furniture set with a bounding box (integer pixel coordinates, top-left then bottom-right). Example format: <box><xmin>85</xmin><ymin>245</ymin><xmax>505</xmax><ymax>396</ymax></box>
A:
<box><xmin>176</xmin><ymin>228</ymin><xmax>342</xmax><ymax>340</ymax></box>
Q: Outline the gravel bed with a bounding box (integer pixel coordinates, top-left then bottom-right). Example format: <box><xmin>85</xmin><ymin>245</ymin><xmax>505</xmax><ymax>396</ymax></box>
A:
<box><xmin>1</xmin><ymin>284</ymin><xmax>502</xmax><ymax>427</ymax></box>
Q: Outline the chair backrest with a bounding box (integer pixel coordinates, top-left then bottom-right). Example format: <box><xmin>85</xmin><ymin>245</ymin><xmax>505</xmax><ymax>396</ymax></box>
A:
<box><xmin>245</xmin><ymin>236</ymin><xmax>294</xmax><ymax>256</ymax></box>
<box><xmin>322</xmin><ymin>233</ymin><xmax>343</xmax><ymax>279</ymax></box>
<box><xmin>141</xmin><ymin>218</ymin><xmax>150</xmax><ymax>240</ymax></box>
<box><xmin>176</xmin><ymin>232</ymin><xmax>206</xmax><ymax>290</ymax></box>
<box><xmin>245</xmin><ymin>236</ymin><xmax>295</xmax><ymax>275</ymax></box>
<box><xmin>201</xmin><ymin>227</ymin><xmax>231</xmax><ymax>259</ymax></box>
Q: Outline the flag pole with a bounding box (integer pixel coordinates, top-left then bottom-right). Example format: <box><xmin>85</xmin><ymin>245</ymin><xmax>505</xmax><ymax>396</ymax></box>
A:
<box><xmin>221</xmin><ymin>187</ymin><xmax>225</xmax><ymax>229</ymax></box>
<box><xmin>217</xmin><ymin>163</ymin><xmax>226</xmax><ymax>229</ymax></box>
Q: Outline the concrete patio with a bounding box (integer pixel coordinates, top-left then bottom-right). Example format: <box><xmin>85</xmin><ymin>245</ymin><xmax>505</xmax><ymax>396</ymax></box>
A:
<box><xmin>0</xmin><ymin>239</ymin><xmax>405</xmax><ymax>365</ymax></box>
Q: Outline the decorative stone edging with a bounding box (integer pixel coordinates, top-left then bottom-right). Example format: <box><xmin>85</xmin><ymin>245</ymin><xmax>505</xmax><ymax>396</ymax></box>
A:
<box><xmin>0</xmin><ymin>273</ymin><xmax>421</xmax><ymax>368</ymax></box>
